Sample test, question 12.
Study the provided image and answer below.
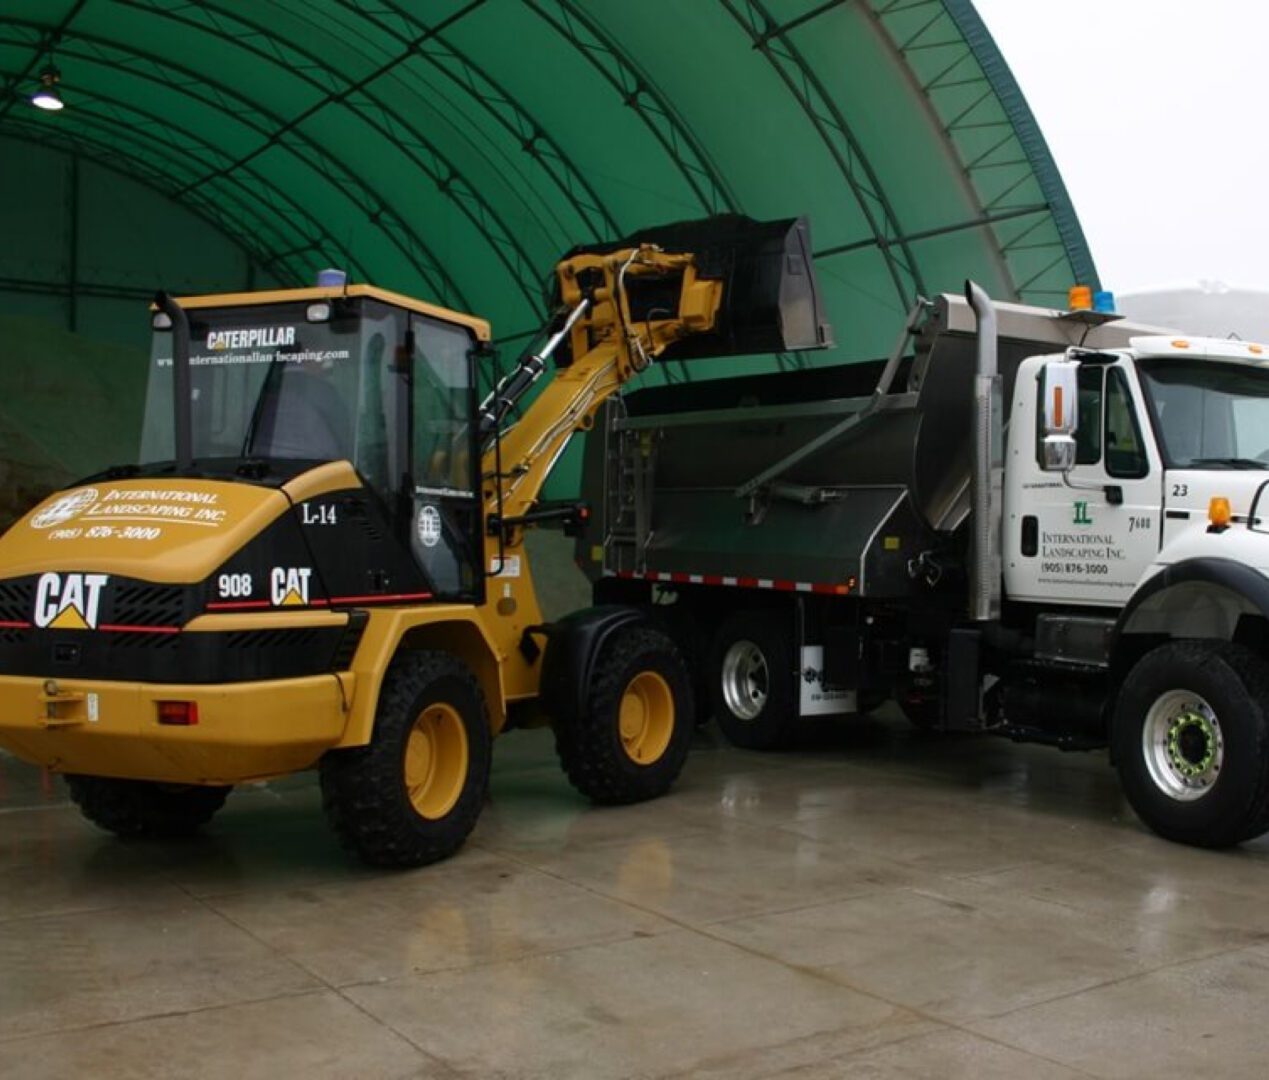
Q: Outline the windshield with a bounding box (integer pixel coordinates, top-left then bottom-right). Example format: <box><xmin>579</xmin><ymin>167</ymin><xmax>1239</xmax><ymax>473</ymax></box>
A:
<box><xmin>142</xmin><ymin>300</ymin><xmax>365</xmax><ymax>464</ymax></box>
<box><xmin>1137</xmin><ymin>358</ymin><xmax>1269</xmax><ymax>468</ymax></box>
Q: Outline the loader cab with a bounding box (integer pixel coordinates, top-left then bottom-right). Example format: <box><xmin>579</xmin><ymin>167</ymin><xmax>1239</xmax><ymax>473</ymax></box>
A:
<box><xmin>140</xmin><ymin>287</ymin><xmax>488</xmax><ymax>599</ymax></box>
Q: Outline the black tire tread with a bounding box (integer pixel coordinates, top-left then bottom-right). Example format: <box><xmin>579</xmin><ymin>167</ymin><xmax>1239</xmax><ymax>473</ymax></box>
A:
<box><xmin>556</xmin><ymin>626</ymin><xmax>693</xmax><ymax>805</ymax></box>
<box><xmin>1114</xmin><ymin>640</ymin><xmax>1269</xmax><ymax>848</ymax></box>
<box><xmin>320</xmin><ymin>650</ymin><xmax>491</xmax><ymax>868</ymax></box>
<box><xmin>65</xmin><ymin>775</ymin><xmax>230</xmax><ymax>838</ymax></box>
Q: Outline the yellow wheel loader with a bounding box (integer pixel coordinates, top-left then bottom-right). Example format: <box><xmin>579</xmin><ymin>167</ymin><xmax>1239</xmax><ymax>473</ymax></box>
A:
<box><xmin>0</xmin><ymin>216</ymin><xmax>828</xmax><ymax>866</ymax></box>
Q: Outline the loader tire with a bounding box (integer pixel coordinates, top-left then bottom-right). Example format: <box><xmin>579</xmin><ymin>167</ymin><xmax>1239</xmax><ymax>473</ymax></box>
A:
<box><xmin>709</xmin><ymin>613</ymin><xmax>797</xmax><ymax>750</ymax></box>
<box><xmin>65</xmin><ymin>776</ymin><xmax>230</xmax><ymax>838</ymax></box>
<box><xmin>555</xmin><ymin>625</ymin><xmax>693</xmax><ymax>804</ymax></box>
<box><xmin>1113</xmin><ymin>640</ymin><xmax>1269</xmax><ymax>848</ymax></box>
<box><xmin>320</xmin><ymin>651</ymin><xmax>491</xmax><ymax>868</ymax></box>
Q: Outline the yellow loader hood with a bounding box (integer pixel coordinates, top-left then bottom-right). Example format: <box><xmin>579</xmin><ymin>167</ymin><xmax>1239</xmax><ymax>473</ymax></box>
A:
<box><xmin>0</xmin><ymin>478</ymin><xmax>289</xmax><ymax>585</ymax></box>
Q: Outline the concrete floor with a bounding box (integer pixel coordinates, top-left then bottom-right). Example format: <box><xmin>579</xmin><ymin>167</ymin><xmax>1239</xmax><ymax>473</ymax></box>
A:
<box><xmin>1</xmin><ymin>712</ymin><xmax>1268</xmax><ymax>1079</ymax></box>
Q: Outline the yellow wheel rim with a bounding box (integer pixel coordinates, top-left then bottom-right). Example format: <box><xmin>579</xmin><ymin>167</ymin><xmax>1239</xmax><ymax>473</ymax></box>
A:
<box><xmin>404</xmin><ymin>703</ymin><xmax>469</xmax><ymax>819</ymax></box>
<box><xmin>618</xmin><ymin>670</ymin><xmax>674</xmax><ymax>765</ymax></box>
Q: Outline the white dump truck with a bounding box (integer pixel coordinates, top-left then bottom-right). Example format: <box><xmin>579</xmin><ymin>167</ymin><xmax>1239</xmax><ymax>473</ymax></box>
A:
<box><xmin>579</xmin><ymin>281</ymin><xmax>1269</xmax><ymax>848</ymax></box>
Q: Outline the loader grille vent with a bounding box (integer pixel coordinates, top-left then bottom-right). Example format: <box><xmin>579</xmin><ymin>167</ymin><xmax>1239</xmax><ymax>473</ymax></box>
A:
<box><xmin>113</xmin><ymin>584</ymin><xmax>185</xmax><ymax>629</ymax></box>
<box><xmin>224</xmin><ymin>628</ymin><xmax>320</xmax><ymax>651</ymax></box>
<box><xmin>0</xmin><ymin>579</ymin><xmax>33</xmax><ymax>623</ymax></box>
<box><xmin>109</xmin><ymin>630</ymin><xmax>180</xmax><ymax>650</ymax></box>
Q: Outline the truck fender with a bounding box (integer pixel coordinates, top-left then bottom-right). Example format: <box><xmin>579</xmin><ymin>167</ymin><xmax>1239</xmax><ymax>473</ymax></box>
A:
<box><xmin>1110</xmin><ymin>557</ymin><xmax>1269</xmax><ymax>674</ymax></box>
<box><xmin>536</xmin><ymin>605</ymin><xmax>651</xmax><ymax>726</ymax></box>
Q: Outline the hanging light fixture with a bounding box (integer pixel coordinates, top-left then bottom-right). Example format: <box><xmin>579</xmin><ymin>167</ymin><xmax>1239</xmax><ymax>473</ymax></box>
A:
<box><xmin>31</xmin><ymin>65</ymin><xmax>64</xmax><ymax>112</ymax></box>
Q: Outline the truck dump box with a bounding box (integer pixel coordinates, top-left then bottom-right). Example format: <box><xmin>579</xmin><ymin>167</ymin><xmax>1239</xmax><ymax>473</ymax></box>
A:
<box><xmin>579</xmin><ymin>295</ymin><xmax>1164</xmax><ymax>599</ymax></box>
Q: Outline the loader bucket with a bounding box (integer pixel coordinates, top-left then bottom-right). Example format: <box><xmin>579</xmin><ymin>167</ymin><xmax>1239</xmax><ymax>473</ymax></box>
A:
<box><xmin>568</xmin><ymin>215</ymin><xmax>832</xmax><ymax>361</ymax></box>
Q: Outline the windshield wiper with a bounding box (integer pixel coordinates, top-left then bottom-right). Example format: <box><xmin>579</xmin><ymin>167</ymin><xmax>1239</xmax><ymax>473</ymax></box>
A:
<box><xmin>1186</xmin><ymin>457</ymin><xmax>1269</xmax><ymax>470</ymax></box>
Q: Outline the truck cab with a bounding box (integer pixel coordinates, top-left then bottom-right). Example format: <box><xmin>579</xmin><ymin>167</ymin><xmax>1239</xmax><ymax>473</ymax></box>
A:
<box><xmin>1005</xmin><ymin>335</ymin><xmax>1269</xmax><ymax>610</ymax></box>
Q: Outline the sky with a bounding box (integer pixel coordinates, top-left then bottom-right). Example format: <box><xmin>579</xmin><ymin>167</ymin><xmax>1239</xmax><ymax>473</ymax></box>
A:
<box><xmin>973</xmin><ymin>0</ymin><xmax>1269</xmax><ymax>294</ymax></box>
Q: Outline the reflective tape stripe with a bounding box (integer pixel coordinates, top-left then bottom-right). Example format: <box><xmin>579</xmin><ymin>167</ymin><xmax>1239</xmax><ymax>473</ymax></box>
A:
<box><xmin>606</xmin><ymin>569</ymin><xmax>854</xmax><ymax>596</ymax></box>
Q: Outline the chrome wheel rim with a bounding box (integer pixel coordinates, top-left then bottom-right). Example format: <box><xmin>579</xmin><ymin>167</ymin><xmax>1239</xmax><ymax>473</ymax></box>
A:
<box><xmin>721</xmin><ymin>640</ymin><xmax>769</xmax><ymax>721</ymax></box>
<box><xmin>1142</xmin><ymin>689</ymin><xmax>1223</xmax><ymax>802</ymax></box>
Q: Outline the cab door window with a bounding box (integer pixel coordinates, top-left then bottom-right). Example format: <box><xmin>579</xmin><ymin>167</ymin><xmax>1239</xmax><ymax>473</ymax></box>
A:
<box><xmin>1105</xmin><ymin>367</ymin><xmax>1149</xmax><ymax>478</ymax></box>
<box><xmin>409</xmin><ymin>317</ymin><xmax>480</xmax><ymax>599</ymax></box>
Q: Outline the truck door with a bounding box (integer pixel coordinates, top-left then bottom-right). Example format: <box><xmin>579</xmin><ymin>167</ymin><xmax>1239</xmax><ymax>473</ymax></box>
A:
<box><xmin>408</xmin><ymin>315</ymin><xmax>482</xmax><ymax>600</ymax></box>
<box><xmin>1006</xmin><ymin>359</ymin><xmax>1161</xmax><ymax>607</ymax></box>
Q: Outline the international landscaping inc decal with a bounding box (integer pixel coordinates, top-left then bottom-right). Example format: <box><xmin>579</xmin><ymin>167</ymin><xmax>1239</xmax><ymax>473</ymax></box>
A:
<box><xmin>1038</xmin><ymin>499</ymin><xmax>1125</xmax><ymax>580</ymax></box>
<box><xmin>30</xmin><ymin>485</ymin><xmax>229</xmax><ymax>543</ymax></box>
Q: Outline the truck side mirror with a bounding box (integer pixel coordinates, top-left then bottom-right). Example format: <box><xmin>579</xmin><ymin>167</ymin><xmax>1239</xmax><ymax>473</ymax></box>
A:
<box><xmin>1041</xmin><ymin>359</ymin><xmax>1080</xmax><ymax>472</ymax></box>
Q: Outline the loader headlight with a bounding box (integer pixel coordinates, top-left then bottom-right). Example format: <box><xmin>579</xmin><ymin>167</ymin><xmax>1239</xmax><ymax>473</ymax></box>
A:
<box><xmin>151</xmin><ymin>312</ymin><xmax>172</xmax><ymax>330</ymax></box>
<box><xmin>306</xmin><ymin>302</ymin><xmax>332</xmax><ymax>323</ymax></box>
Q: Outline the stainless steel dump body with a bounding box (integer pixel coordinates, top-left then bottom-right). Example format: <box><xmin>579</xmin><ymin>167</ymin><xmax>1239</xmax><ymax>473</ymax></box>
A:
<box><xmin>579</xmin><ymin>294</ymin><xmax>1170</xmax><ymax>598</ymax></box>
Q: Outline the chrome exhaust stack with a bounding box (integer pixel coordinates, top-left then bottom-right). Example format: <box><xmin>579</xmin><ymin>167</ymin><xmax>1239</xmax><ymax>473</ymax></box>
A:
<box><xmin>965</xmin><ymin>280</ymin><xmax>1002</xmax><ymax>622</ymax></box>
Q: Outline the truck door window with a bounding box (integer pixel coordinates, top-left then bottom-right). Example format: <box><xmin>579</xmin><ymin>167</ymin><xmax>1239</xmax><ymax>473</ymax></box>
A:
<box><xmin>1104</xmin><ymin>368</ymin><xmax>1149</xmax><ymax>478</ymax></box>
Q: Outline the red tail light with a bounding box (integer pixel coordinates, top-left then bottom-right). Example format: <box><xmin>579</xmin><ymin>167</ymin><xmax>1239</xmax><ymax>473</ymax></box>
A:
<box><xmin>156</xmin><ymin>700</ymin><xmax>199</xmax><ymax>726</ymax></box>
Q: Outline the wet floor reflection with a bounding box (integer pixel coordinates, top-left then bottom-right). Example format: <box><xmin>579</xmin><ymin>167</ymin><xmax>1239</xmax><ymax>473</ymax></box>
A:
<box><xmin>2</xmin><ymin>709</ymin><xmax>1269</xmax><ymax>1076</ymax></box>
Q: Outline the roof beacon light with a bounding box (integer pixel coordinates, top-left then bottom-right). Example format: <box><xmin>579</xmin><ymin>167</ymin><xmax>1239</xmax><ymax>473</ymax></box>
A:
<box><xmin>1209</xmin><ymin>496</ymin><xmax>1232</xmax><ymax>530</ymax></box>
<box><xmin>316</xmin><ymin>268</ymin><xmax>347</xmax><ymax>288</ymax></box>
<box><xmin>1093</xmin><ymin>290</ymin><xmax>1116</xmax><ymax>314</ymax></box>
<box><xmin>31</xmin><ymin>65</ymin><xmax>64</xmax><ymax>111</ymax></box>
<box><xmin>1068</xmin><ymin>285</ymin><xmax>1093</xmax><ymax>311</ymax></box>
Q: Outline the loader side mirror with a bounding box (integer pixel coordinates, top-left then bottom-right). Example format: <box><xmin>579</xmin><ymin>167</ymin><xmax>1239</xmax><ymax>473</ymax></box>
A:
<box><xmin>1041</xmin><ymin>359</ymin><xmax>1080</xmax><ymax>472</ymax></box>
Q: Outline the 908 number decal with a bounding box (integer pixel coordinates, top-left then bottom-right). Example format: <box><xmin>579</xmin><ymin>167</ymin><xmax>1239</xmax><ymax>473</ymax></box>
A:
<box><xmin>217</xmin><ymin>572</ymin><xmax>253</xmax><ymax>598</ymax></box>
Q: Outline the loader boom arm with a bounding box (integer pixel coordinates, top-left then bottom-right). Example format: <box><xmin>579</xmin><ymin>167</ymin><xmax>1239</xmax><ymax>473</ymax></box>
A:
<box><xmin>481</xmin><ymin>245</ymin><xmax>723</xmax><ymax>526</ymax></box>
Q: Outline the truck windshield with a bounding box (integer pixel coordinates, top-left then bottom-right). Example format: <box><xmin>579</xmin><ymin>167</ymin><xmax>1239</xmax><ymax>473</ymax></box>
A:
<box><xmin>1137</xmin><ymin>358</ymin><xmax>1269</xmax><ymax>468</ymax></box>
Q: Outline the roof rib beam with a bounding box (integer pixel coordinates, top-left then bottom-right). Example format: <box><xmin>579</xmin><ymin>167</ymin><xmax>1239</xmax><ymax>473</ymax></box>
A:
<box><xmin>133</xmin><ymin>0</ymin><xmax>544</xmax><ymax>317</ymax></box>
<box><xmin>723</xmin><ymin>0</ymin><xmax>926</xmax><ymax>310</ymax></box>
<box><xmin>523</xmin><ymin>0</ymin><xmax>739</xmax><ymax>217</ymax></box>
<box><xmin>330</xmin><ymin>0</ymin><xmax>621</xmax><ymax>245</ymax></box>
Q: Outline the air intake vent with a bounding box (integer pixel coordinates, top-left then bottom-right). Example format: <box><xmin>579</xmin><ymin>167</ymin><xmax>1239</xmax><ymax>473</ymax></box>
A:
<box><xmin>113</xmin><ymin>583</ymin><xmax>185</xmax><ymax>628</ymax></box>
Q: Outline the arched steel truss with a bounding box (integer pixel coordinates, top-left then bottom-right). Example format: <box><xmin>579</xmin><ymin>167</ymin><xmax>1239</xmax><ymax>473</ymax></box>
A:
<box><xmin>0</xmin><ymin>56</ymin><xmax>374</xmax><ymax>290</ymax></box>
<box><xmin>865</xmin><ymin>0</ymin><xmax>1097</xmax><ymax>300</ymax></box>
<box><xmin>0</xmin><ymin>0</ymin><xmax>1093</xmax><ymax>329</ymax></box>
<box><xmin>722</xmin><ymin>0</ymin><xmax>927</xmax><ymax>309</ymax></box>
<box><xmin>0</xmin><ymin>18</ymin><xmax>470</xmax><ymax>308</ymax></box>
<box><xmin>330</xmin><ymin>0</ymin><xmax>622</xmax><ymax>245</ymax></box>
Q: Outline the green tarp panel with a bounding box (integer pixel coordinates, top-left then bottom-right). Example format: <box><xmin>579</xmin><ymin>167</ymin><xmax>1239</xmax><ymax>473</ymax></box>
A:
<box><xmin>1</xmin><ymin>1</ymin><xmax>1095</xmax><ymax>343</ymax></box>
<box><xmin>0</xmin><ymin>0</ymin><xmax>1096</xmax><ymax>497</ymax></box>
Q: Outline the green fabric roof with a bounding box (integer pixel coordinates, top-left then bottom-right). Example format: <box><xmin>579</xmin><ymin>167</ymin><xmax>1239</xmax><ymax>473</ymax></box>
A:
<box><xmin>1</xmin><ymin>0</ymin><xmax>1096</xmax><ymax>365</ymax></box>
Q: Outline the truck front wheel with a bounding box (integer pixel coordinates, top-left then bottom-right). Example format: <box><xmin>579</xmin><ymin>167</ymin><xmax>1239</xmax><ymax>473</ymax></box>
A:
<box><xmin>555</xmin><ymin>625</ymin><xmax>693</xmax><ymax>804</ymax></box>
<box><xmin>709</xmin><ymin>613</ymin><xmax>797</xmax><ymax>750</ymax></box>
<box><xmin>65</xmin><ymin>776</ymin><xmax>230</xmax><ymax>838</ymax></box>
<box><xmin>1113</xmin><ymin>640</ymin><xmax>1269</xmax><ymax>847</ymax></box>
<box><xmin>320</xmin><ymin>651</ymin><xmax>491</xmax><ymax>868</ymax></box>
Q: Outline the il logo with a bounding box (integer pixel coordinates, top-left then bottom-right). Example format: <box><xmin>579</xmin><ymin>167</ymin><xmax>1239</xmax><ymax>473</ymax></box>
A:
<box><xmin>1073</xmin><ymin>501</ymin><xmax>1093</xmax><ymax>525</ymax></box>
<box><xmin>34</xmin><ymin>573</ymin><xmax>109</xmax><ymax>629</ymax></box>
<box><xmin>270</xmin><ymin>567</ymin><xmax>313</xmax><ymax>606</ymax></box>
